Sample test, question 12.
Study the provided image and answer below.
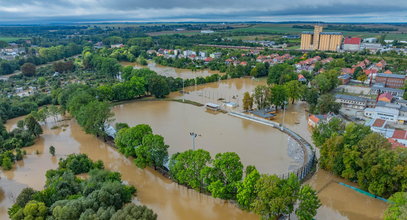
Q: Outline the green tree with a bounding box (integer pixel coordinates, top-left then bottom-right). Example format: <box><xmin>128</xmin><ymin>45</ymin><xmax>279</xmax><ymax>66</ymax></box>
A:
<box><xmin>111</xmin><ymin>204</ymin><xmax>157</xmax><ymax>220</ymax></box>
<box><xmin>236</xmin><ymin>167</ymin><xmax>260</xmax><ymax>210</ymax></box>
<box><xmin>149</xmin><ymin>76</ymin><xmax>170</xmax><ymax>98</ymax></box>
<box><xmin>205</xmin><ymin>152</ymin><xmax>243</xmax><ymax>200</ymax></box>
<box><xmin>49</xmin><ymin>146</ymin><xmax>56</xmax><ymax>156</ymax></box>
<box><xmin>21</xmin><ymin>63</ymin><xmax>36</xmax><ymax>77</ymax></box>
<box><xmin>169</xmin><ymin>149</ymin><xmax>211</xmax><ymax>191</ymax></box>
<box><xmin>315</xmin><ymin>94</ymin><xmax>341</xmax><ymax>114</ymax></box>
<box><xmin>76</xmin><ymin>101</ymin><xmax>113</xmax><ymax>139</ymax></box>
<box><xmin>2</xmin><ymin>156</ymin><xmax>13</xmax><ymax>170</ymax></box>
<box><xmin>384</xmin><ymin>192</ymin><xmax>407</xmax><ymax>220</ymax></box>
<box><xmin>295</xmin><ymin>185</ymin><xmax>321</xmax><ymax>220</ymax></box>
<box><xmin>285</xmin><ymin>80</ymin><xmax>304</xmax><ymax>104</ymax></box>
<box><xmin>134</xmin><ymin>134</ymin><xmax>169</xmax><ymax>169</ymax></box>
<box><xmin>253</xmin><ymin>85</ymin><xmax>270</xmax><ymax>109</ymax></box>
<box><xmin>268</xmin><ymin>63</ymin><xmax>296</xmax><ymax>85</ymax></box>
<box><xmin>24</xmin><ymin>115</ymin><xmax>43</xmax><ymax>137</ymax></box>
<box><xmin>270</xmin><ymin>84</ymin><xmax>287</xmax><ymax>109</ymax></box>
<box><xmin>115</xmin><ymin>124</ymin><xmax>152</xmax><ymax>156</ymax></box>
<box><xmin>252</xmin><ymin>174</ymin><xmax>300</xmax><ymax>219</ymax></box>
<box><xmin>242</xmin><ymin>92</ymin><xmax>254</xmax><ymax>111</ymax></box>
<box><xmin>11</xmin><ymin>200</ymin><xmax>47</xmax><ymax>220</ymax></box>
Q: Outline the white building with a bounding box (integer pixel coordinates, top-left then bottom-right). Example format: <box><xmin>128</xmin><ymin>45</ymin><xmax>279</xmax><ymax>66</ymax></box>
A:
<box><xmin>364</xmin><ymin>101</ymin><xmax>407</xmax><ymax>123</ymax></box>
<box><xmin>210</xmin><ymin>52</ymin><xmax>222</xmax><ymax>59</ymax></box>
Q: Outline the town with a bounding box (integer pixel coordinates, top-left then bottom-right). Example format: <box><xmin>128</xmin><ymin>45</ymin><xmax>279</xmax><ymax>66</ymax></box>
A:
<box><xmin>0</xmin><ymin>20</ymin><xmax>406</xmax><ymax>220</ymax></box>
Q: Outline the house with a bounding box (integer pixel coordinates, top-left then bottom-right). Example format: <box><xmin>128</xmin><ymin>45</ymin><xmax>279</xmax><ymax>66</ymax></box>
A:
<box><xmin>298</xmin><ymin>74</ymin><xmax>307</xmax><ymax>82</ymax></box>
<box><xmin>335</xmin><ymin>94</ymin><xmax>371</xmax><ymax>109</ymax></box>
<box><xmin>391</xmin><ymin>130</ymin><xmax>407</xmax><ymax>146</ymax></box>
<box><xmin>341</xmin><ymin>68</ymin><xmax>355</xmax><ymax>75</ymax></box>
<box><xmin>209</xmin><ymin>52</ymin><xmax>222</xmax><ymax>59</ymax></box>
<box><xmin>343</xmin><ymin>37</ymin><xmax>362</xmax><ymax>51</ymax></box>
<box><xmin>378</xmin><ymin>92</ymin><xmax>393</xmax><ymax>103</ymax></box>
<box><xmin>375</xmin><ymin>73</ymin><xmax>406</xmax><ymax>89</ymax></box>
<box><xmin>111</xmin><ymin>44</ymin><xmax>124</xmax><ymax>48</ymax></box>
<box><xmin>308</xmin><ymin>114</ymin><xmax>327</xmax><ymax>128</ymax></box>
<box><xmin>338</xmin><ymin>74</ymin><xmax>351</xmax><ymax>85</ymax></box>
<box><xmin>388</xmin><ymin>138</ymin><xmax>405</xmax><ymax>148</ymax></box>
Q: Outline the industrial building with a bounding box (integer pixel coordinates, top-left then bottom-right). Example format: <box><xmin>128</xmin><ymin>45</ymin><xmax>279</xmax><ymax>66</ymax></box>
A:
<box><xmin>300</xmin><ymin>25</ymin><xmax>343</xmax><ymax>51</ymax></box>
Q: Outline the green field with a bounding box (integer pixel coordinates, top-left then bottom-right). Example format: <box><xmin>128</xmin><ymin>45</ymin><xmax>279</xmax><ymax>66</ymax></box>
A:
<box><xmin>0</xmin><ymin>37</ymin><xmax>29</xmax><ymax>42</ymax></box>
<box><xmin>228</xmin><ymin>24</ymin><xmax>407</xmax><ymax>41</ymax></box>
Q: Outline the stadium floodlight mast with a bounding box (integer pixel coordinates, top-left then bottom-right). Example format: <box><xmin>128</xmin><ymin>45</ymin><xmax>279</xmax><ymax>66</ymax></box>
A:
<box><xmin>189</xmin><ymin>132</ymin><xmax>201</xmax><ymax>150</ymax></box>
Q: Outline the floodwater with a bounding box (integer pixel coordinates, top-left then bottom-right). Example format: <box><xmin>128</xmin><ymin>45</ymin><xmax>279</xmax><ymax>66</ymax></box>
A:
<box><xmin>0</xmin><ymin>75</ymin><xmax>388</xmax><ymax>220</ymax></box>
<box><xmin>120</xmin><ymin>61</ymin><xmax>222</xmax><ymax>79</ymax></box>
<box><xmin>1</xmin><ymin>117</ymin><xmax>258</xmax><ymax>220</ymax></box>
<box><xmin>113</xmin><ymin>101</ymin><xmax>302</xmax><ymax>174</ymax></box>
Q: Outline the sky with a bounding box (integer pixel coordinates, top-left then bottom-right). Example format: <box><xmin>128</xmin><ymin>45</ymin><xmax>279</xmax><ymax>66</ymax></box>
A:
<box><xmin>0</xmin><ymin>0</ymin><xmax>407</xmax><ymax>24</ymax></box>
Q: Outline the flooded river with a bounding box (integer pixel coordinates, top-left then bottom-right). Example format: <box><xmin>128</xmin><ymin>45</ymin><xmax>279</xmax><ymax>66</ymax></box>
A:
<box><xmin>0</xmin><ymin>65</ymin><xmax>388</xmax><ymax>219</ymax></box>
<box><xmin>121</xmin><ymin>61</ymin><xmax>222</xmax><ymax>79</ymax></box>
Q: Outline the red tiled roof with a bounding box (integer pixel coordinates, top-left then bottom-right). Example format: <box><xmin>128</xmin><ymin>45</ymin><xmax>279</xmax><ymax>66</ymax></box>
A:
<box><xmin>372</xmin><ymin>119</ymin><xmax>386</xmax><ymax>128</ymax></box>
<box><xmin>384</xmin><ymin>70</ymin><xmax>393</xmax><ymax>74</ymax></box>
<box><xmin>388</xmin><ymin>138</ymin><xmax>405</xmax><ymax>149</ymax></box>
<box><xmin>378</xmin><ymin>92</ymin><xmax>393</xmax><ymax>102</ymax></box>
<box><xmin>344</xmin><ymin>37</ymin><xmax>362</xmax><ymax>45</ymax></box>
<box><xmin>309</xmin><ymin>115</ymin><xmax>320</xmax><ymax>124</ymax></box>
<box><xmin>298</xmin><ymin>74</ymin><xmax>305</xmax><ymax>79</ymax></box>
<box><xmin>392</xmin><ymin>130</ymin><xmax>407</xmax><ymax>140</ymax></box>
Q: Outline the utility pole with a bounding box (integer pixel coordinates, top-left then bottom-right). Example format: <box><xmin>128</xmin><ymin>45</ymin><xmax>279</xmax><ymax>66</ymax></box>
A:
<box><xmin>282</xmin><ymin>101</ymin><xmax>287</xmax><ymax>127</ymax></box>
<box><xmin>182</xmin><ymin>78</ymin><xmax>184</xmax><ymax>102</ymax></box>
<box><xmin>189</xmin><ymin>132</ymin><xmax>201</xmax><ymax>150</ymax></box>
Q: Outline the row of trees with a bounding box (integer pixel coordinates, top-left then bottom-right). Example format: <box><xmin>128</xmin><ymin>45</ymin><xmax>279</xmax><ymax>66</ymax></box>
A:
<box><xmin>313</xmin><ymin>118</ymin><xmax>407</xmax><ymax>198</ymax></box>
<box><xmin>112</xmin><ymin>121</ymin><xmax>321</xmax><ymax>219</ymax></box>
<box><xmin>8</xmin><ymin>154</ymin><xmax>157</xmax><ymax>220</ymax></box>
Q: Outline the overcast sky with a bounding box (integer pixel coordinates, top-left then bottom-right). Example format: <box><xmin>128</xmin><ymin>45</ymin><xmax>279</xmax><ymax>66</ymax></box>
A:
<box><xmin>0</xmin><ymin>0</ymin><xmax>406</xmax><ymax>23</ymax></box>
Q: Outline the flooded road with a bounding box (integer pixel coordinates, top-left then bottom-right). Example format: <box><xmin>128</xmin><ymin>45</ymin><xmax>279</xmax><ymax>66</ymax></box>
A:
<box><xmin>121</xmin><ymin>61</ymin><xmax>222</xmax><ymax>79</ymax></box>
<box><xmin>1</xmin><ymin>117</ymin><xmax>258</xmax><ymax>220</ymax></box>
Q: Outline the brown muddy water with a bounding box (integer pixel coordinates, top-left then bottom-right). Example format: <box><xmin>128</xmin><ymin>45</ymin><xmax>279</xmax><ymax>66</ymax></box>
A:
<box><xmin>0</xmin><ymin>76</ymin><xmax>388</xmax><ymax>220</ymax></box>
<box><xmin>1</xmin><ymin>117</ymin><xmax>258</xmax><ymax>220</ymax></box>
<box><xmin>113</xmin><ymin>101</ymin><xmax>302</xmax><ymax>174</ymax></box>
<box><xmin>121</xmin><ymin>61</ymin><xmax>222</xmax><ymax>79</ymax></box>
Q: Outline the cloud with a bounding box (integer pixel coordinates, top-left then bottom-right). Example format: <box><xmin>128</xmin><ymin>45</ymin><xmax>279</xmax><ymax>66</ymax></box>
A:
<box><xmin>0</xmin><ymin>0</ymin><xmax>406</xmax><ymax>23</ymax></box>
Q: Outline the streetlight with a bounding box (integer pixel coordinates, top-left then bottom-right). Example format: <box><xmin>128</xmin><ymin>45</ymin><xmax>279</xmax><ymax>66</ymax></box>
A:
<box><xmin>282</xmin><ymin>101</ymin><xmax>288</xmax><ymax>127</ymax></box>
<box><xmin>190</xmin><ymin>132</ymin><xmax>201</xmax><ymax>150</ymax></box>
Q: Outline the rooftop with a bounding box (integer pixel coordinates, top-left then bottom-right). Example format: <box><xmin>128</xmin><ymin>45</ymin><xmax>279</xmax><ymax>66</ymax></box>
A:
<box><xmin>335</xmin><ymin>94</ymin><xmax>368</xmax><ymax>102</ymax></box>
<box><xmin>392</xmin><ymin>129</ymin><xmax>407</xmax><ymax>140</ymax></box>
<box><xmin>344</xmin><ymin>37</ymin><xmax>362</xmax><ymax>45</ymax></box>
<box><xmin>377</xmin><ymin>73</ymin><xmax>406</xmax><ymax>79</ymax></box>
<box><xmin>372</xmin><ymin>118</ymin><xmax>386</xmax><ymax>128</ymax></box>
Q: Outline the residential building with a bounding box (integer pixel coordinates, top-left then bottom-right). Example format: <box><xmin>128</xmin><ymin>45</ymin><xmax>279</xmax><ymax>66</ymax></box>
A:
<box><xmin>338</xmin><ymin>74</ymin><xmax>351</xmax><ymax>85</ymax></box>
<box><xmin>375</xmin><ymin>73</ymin><xmax>406</xmax><ymax>89</ymax></box>
<box><xmin>308</xmin><ymin>114</ymin><xmax>326</xmax><ymax>128</ymax></box>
